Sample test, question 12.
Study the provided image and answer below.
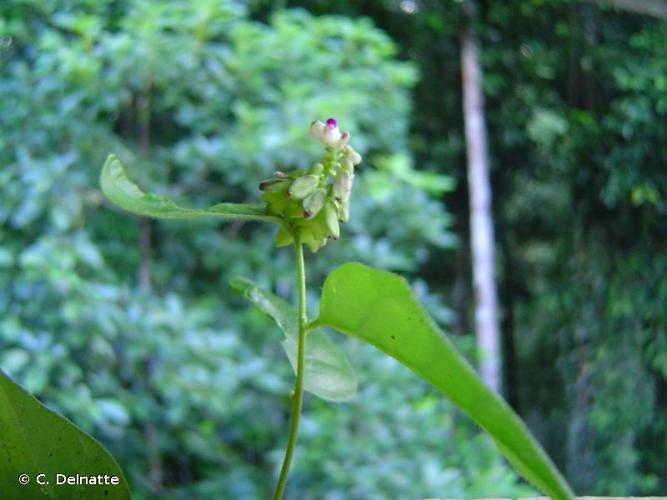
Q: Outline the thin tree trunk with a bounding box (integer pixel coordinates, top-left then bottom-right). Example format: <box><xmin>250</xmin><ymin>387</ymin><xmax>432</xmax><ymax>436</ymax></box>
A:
<box><xmin>461</xmin><ymin>12</ymin><xmax>502</xmax><ymax>393</ymax></box>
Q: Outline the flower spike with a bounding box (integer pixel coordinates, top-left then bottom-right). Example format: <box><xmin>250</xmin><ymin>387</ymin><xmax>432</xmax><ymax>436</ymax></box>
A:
<box><xmin>259</xmin><ymin>119</ymin><xmax>363</xmax><ymax>251</ymax></box>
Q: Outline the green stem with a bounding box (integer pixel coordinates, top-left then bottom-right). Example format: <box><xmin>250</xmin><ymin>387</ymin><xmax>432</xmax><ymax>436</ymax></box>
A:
<box><xmin>272</xmin><ymin>230</ymin><xmax>307</xmax><ymax>500</ymax></box>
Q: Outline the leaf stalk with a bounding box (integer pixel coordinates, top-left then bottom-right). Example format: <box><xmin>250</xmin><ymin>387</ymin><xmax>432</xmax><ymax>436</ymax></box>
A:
<box><xmin>272</xmin><ymin>231</ymin><xmax>307</xmax><ymax>500</ymax></box>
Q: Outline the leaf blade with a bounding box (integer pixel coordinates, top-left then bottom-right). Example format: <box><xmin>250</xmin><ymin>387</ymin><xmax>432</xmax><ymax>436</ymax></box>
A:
<box><xmin>100</xmin><ymin>154</ymin><xmax>281</xmax><ymax>223</ymax></box>
<box><xmin>230</xmin><ymin>277</ymin><xmax>357</xmax><ymax>402</ymax></box>
<box><xmin>0</xmin><ymin>370</ymin><xmax>131</xmax><ymax>500</ymax></box>
<box><xmin>315</xmin><ymin>262</ymin><xmax>574</xmax><ymax>499</ymax></box>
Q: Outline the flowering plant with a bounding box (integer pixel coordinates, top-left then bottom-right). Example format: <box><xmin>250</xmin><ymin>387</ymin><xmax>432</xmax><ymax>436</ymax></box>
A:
<box><xmin>98</xmin><ymin>119</ymin><xmax>574</xmax><ymax>499</ymax></box>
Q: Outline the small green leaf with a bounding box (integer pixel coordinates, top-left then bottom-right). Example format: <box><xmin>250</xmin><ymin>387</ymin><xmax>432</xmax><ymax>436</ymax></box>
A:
<box><xmin>288</xmin><ymin>175</ymin><xmax>319</xmax><ymax>200</ymax></box>
<box><xmin>275</xmin><ymin>226</ymin><xmax>294</xmax><ymax>247</ymax></box>
<box><xmin>100</xmin><ymin>154</ymin><xmax>281</xmax><ymax>223</ymax></box>
<box><xmin>302</xmin><ymin>188</ymin><xmax>326</xmax><ymax>217</ymax></box>
<box><xmin>280</xmin><ymin>334</ymin><xmax>356</xmax><ymax>403</ymax></box>
<box><xmin>230</xmin><ymin>277</ymin><xmax>357</xmax><ymax>402</ymax></box>
<box><xmin>324</xmin><ymin>200</ymin><xmax>340</xmax><ymax>239</ymax></box>
<box><xmin>314</xmin><ymin>262</ymin><xmax>574</xmax><ymax>500</ymax></box>
<box><xmin>260</xmin><ymin>179</ymin><xmax>290</xmax><ymax>193</ymax></box>
<box><xmin>0</xmin><ymin>370</ymin><xmax>131</xmax><ymax>500</ymax></box>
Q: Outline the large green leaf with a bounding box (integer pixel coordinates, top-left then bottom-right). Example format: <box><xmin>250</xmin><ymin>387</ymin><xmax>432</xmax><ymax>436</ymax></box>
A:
<box><xmin>313</xmin><ymin>262</ymin><xmax>574</xmax><ymax>500</ymax></box>
<box><xmin>230</xmin><ymin>277</ymin><xmax>357</xmax><ymax>402</ymax></box>
<box><xmin>0</xmin><ymin>370</ymin><xmax>131</xmax><ymax>500</ymax></box>
<box><xmin>100</xmin><ymin>154</ymin><xmax>281</xmax><ymax>223</ymax></box>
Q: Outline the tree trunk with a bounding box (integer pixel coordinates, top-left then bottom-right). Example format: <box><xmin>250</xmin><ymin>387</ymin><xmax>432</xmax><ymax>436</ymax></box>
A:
<box><xmin>461</xmin><ymin>15</ymin><xmax>502</xmax><ymax>393</ymax></box>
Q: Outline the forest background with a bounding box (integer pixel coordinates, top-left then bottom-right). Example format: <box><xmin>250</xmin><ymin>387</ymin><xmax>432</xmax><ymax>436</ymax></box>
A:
<box><xmin>1</xmin><ymin>0</ymin><xmax>666</xmax><ymax>498</ymax></box>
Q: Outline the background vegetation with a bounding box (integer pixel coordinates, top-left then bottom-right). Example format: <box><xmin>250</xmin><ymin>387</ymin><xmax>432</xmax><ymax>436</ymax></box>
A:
<box><xmin>1</xmin><ymin>0</ymin><xmax>665</xmax><ymax>498</ymax></box>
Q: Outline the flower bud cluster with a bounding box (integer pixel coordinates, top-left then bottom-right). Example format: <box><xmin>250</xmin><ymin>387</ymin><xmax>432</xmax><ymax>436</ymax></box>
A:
<box><xmin>259</xmin><ymin>118</ymin><xmax>363</xmax><ymax>252</ymax></box>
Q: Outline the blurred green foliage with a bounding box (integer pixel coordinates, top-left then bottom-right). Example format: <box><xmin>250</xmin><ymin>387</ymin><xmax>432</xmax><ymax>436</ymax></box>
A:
<box><xmin>482</xmin><ymin>4</ymin><xmax>667</xmax><ymax>494</ymax></box>
<box><xmin>0</xmin><ymin>1</ymin><xmax>532</xmax><ymax>498</ymax></box>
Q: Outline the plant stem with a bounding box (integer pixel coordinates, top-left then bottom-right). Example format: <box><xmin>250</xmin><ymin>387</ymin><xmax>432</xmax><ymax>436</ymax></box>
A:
<box><xmin>272</xmin><ymin>231</ymin><xmax>307</xmax><ymax>500</ymax></box>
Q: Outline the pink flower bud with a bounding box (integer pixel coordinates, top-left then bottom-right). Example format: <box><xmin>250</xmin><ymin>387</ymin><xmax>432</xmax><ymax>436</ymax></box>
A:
<box><xmin>310</xmin><ymin>118</ymin><xmax>348</xmax><ymax>149</ymax></box>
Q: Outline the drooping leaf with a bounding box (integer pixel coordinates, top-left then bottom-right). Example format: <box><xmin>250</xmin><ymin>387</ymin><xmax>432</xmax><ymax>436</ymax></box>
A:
<box><xmin>100</xmin><ymin>154</ymin><xmax>281</xmax><ymax>223</ymax></box>
<box><xmin>313</xmin><ymin>262</ymin><xmax>574</xmax><ymax>500</ymax></box>
<box><xmin>0</xmin><ymin>370</ymin><xmax>131</xmax><ymax>500</ymax></box>
<box><xmin>230</xmin><ymin>277</ymin><xmax>357</xmax><ymax>402</ymax></box>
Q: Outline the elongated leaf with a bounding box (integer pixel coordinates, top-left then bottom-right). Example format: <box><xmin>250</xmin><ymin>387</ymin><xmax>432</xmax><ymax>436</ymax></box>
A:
<box><xmin>313</xmin><ymin>262</ymin><xmax>574</xmax><ymax>500</ymax></box>
<box><xmin>230</xmin><ymin>277</ymin><xmax>357</xmax><ymax>402</ymax></box>
<box><xmin>0</xmin><ymin>370</ymin><xmax>131</xmax><ymax>500</ymax></box>
<box><xmin>100</xmin><ymin>154</ymin><xmax>281</xmax><ymax>223</ymax></box>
